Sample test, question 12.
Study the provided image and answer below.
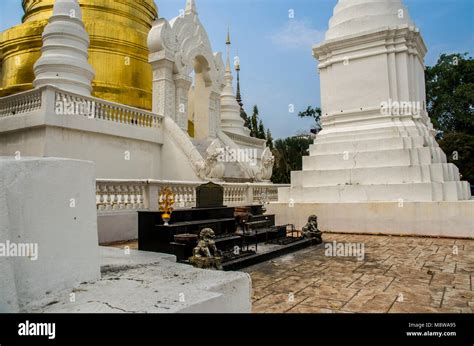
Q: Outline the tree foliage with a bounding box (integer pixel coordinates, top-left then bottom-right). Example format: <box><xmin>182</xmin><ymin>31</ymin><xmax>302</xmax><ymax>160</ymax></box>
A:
<box><xmin>426</xmin><ymin>53</ymin><xmax>474</xmax><ymax>134</ymax></box>
<box><xmin>426</xmin><ymin>53</ymin><xmax>474</xmax><ymax>184</ymax></box>
<box><xmin>271</xmin><ymin>136</ymin><xmax>313</xmax><ymax>184</ymax></box>
<box><xmin>439</xmin><ymin>132</ymin><xmax>474</xmax><ymax>183</ymax></box>
<box><xmin>298</xmin><ymin>106</ymin><xmax>322</xmax><ymax>134</ymax></box>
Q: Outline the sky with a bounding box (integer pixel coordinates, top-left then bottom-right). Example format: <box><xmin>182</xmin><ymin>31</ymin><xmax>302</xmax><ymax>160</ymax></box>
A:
<box><xmin>1</xmin><ymin>0</ymin><xmax>473</xmax><ymax>139</ymax></box>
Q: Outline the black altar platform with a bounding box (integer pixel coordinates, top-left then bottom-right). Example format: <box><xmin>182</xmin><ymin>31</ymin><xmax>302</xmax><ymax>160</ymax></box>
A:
<box><xmin>138</xmin><ymin>207</ymin><xmax>239</xmax><ymax>254</ymax></box>
<box><xmin>138</xmin><ymin>182</ymin><xmax>314</xmax><ymax>270</ymax></box>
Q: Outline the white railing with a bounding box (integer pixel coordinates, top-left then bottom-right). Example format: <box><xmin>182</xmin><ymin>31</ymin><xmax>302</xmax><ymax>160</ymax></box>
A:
<box><xmin>54</xmin><ymin>89</ymin><xmax>162</xmax><ymax>128</ymax></box>
<box><xmin>0</xmin><ymin>88</ymin><xmax>42</xmax><ymax>117</ymax></box>
<box><xmin>0</xmin><ymin>85</ymin><xmax>163</xmax><ymax>128</ymax></box>
<box><xmin>96</xmin><ymin>179</ymin><xmax>288</xmax><ymax>211</ymax></box>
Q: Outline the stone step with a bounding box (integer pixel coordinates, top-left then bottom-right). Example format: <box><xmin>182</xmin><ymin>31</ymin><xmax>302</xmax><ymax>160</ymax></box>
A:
<box><xmin>291</xmin><ymin>163</ymin><xmax>460</xmax><ymax>187</ymax></box>
<box><xmin>278</xmin><ymin>181</ymin><xmax>471</xmax><ymax>203</ymax></box>
<box><xmin>309</xmin><ymin>136</ymin><xmax>427</xmax><ymax>155</ymax></box>
<box><xmin>315</xmin><ymin>125</ymin><xmax>429</xmax><ymax>144</ymax></box>
<box><xmin>302</xmin><ymin>147</ymin><xmax>447</xmax><ymax>170</ymax></box>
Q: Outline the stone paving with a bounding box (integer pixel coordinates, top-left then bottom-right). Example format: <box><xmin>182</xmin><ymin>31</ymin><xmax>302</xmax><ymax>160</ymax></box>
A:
<box><xmin>242</xmin><ymin>233</ymin><xmax>474</xmax><ymax>313</ymax></box>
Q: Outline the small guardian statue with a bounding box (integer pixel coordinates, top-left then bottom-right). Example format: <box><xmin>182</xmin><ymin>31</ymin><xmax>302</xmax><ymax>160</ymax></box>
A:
<box><xmin>301</xmin><ymin>215</ymin><xmax>323</xmax><ymax>244</ymax></box>
<box><xmin>189</xmin><ymin>228</ymin><xmax>223</xmax><ymax>270</ymax></box>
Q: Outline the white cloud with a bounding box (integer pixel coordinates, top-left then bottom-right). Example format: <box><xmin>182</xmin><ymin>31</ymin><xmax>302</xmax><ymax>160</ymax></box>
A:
<box><xmin>270</xmin><ymin>20</ymin><xmax>325</xmax><ymax>50</ymax></box>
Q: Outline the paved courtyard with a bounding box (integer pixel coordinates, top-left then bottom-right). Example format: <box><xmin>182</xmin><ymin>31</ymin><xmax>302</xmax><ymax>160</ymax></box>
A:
<box><xmin>243</xmin><ymin>233</ymin><xmax>474</xmax><ymax>313</ymax></box>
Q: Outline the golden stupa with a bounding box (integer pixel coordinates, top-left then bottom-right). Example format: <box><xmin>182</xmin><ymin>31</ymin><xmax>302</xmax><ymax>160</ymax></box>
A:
<box><xmin>0</xmin><ymin>0</ymin><xmax>157</xmax><ymax>110</ymax></box>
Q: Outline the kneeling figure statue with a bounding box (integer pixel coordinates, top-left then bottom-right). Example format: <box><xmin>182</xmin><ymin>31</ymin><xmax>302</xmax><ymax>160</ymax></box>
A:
<box><xmin>189</xmin><ymin>228</ymin><xmax>223</xmax><ymax>270</ymax></box>
<box><xmin>302</xmin><ymin>215</ymin><xmax>323</xmax><ymax>244</ymax></box>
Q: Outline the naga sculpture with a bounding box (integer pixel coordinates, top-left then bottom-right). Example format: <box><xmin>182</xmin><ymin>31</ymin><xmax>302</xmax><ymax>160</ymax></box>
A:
<box><xmin>251</xmin><ymin>147</ymin><xmax>275</xmax><ymax>182</ymax></box>
<box><xmin>197</xmin><ymin>139</ymin><xmax>225</xmax><ymax>180</ymax></box>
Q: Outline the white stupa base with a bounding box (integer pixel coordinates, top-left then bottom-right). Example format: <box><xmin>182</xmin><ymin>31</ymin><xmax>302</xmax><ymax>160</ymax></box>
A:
<box><xmin>267</xmin><ymin>201</ymin><xmax>474</xmax><ymax>238</ymax></box>
<box><xmin>279</xmin><ymin>181</ymin><xmax>471</xmax><ymax>203</ymax></box>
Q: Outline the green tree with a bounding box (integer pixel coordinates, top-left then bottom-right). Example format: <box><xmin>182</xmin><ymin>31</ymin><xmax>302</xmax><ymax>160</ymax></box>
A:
<box><xmin>439</xmin><ymin>132</ymin><xmax>474</xmax><ymax>183</ymax></box>
<box><xmin>250</xmin><ymin>105</ymin><xmax>259</xmax><ymax>137</ymax></box>
<box><xmin>426</xmin><ymin>53</ymin><xmax>473</xmax><ymax>134</ymax></box>
<box><xmin>266</xmin><ymin>129</ymin><xmax>274</xmax><ymax>150</ymax></box>
<box><xmin>271</xmin><ymin>136</ymin><xmax>313</xmax><ymax>184</ymax></box>
<box><xmin>240</xmin><ymin>109</ymin><xmax>250</xmax><ymax>130</ymax></box>
<box><xmin>298</xmin><ymin>106</ymin><xmax>322</xmax><ymax>134</ymax></box>
<box><xmin>257</xmin><ymin>120</ymin><xmax>266</xmax><ymax>139</ymax></box>
<box><xmin>425</xmin><ymin>53</ymin><xmax>474</xmax><ymax>185</ymax></box>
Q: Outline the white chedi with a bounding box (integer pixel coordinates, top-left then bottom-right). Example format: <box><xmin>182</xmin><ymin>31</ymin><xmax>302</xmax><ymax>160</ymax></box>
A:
<box><xmin>33</xmin><ymin>0</ymin><xmax>95</xmax><ymax>96</ymax></box>
<box><xmin>219</xmin><ymin>31</ymin><xmax>250</xmax><ymax>137</ymax></box>
<box><xmin>279</xmin><ymin>0</ymin><xmax>471</xmax><ymax>203</ymax></box>
<box><xmin>325</xmin><ymin>0</ymin><xmax>414</xmax><ymax>40</ymax></box>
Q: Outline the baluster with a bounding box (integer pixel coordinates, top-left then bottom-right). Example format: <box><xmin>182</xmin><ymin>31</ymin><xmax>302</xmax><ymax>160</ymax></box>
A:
<box><xmin>134</xmin><ymin>185</ymin><xmax>140</xmax><ymax>209</ymax></box>
<box><xmin>110</xmin><ymin>185</ymin><xmax>118</xmax><ymax>210</ymax></box>
<box><xmin>98</xmin><ymin>185</ymin><xmax>106</xmax><ymax>210</ymax></box>
<box><xmin>103</xmin><ymin>185</ymin><xmax>111</xmax><ymax>210</ymax></box>
<box><xmin>120</xmin><ymin>185</ymin><xmax>128</xmax><ymax>208</ymax></box>
<box><xmin>129</xmin><ymin>185</ymin><xmax>137</xmax><ymax>209</ymax></box>
<box><xmin>117</xmin><ymin>185</ymin><xmax>127</xmax><ymax>209</ymax></box>
<box><xmin>124</xmin><ymin>109</ymin><xmax>129</xmax><ymax>125</ymax></box>
<box><xmin>139</xmin><ymin>185</ymin><xmax>145</xmax><ymax>209</ymax></box>
<box><xmin>96</xmin><ymin>185</ymin><xmax>101</xmax><ymax>210</ymax></box>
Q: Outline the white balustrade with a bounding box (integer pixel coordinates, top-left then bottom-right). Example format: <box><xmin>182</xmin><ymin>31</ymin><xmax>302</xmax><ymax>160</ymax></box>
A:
<box><xmin>96</xmin><ymin>181</ymin><xmax>147</xmax><ymax>211</ymax></box>
<box><xmin>96</xmin><ymin>179</ymin><xmax>288</xmax><ymax>211</ymax></box>
<box><xmin>0</xmin><ymin>85</ymin><xmax>163</xmax><ymax>128</ymax></box>
<box><xmin>0</xmin><ymin>89</ymin><xmax>42</xmax><ymax>117</ymax></box>
<box><xmin>54</xmin><ymin>89</ymin><xmax>162</xmax><ymax>128</ymax></box>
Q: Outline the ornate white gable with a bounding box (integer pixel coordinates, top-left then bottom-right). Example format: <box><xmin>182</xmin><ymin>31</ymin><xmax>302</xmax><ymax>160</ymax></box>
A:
<box><xmin>148</xmin><ymin>1</ymin><xmax>224</xmax><ymax>138</ymax></box>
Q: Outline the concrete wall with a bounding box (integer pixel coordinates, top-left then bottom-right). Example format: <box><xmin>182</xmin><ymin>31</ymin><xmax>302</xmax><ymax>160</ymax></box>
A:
<box><xmin>98</xmin><ymin>211</ymin><xmax>138</xmax><ymax>244</ymax></box>
<box><xmin>0</xmin><ymin>157</ymin><xmax>101</xmax><ymax>312</ymax></box>
<box><xmin>268</xmin><ymin>201</ymin><xmax>474</xmax><ymax>239</ymax></box>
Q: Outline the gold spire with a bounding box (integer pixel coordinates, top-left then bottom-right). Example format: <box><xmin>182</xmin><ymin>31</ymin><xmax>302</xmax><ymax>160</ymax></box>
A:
<box><xmin>226</xmin><ymin>26</ymin><xmax>231</xmax><ymax>45</ymax></box>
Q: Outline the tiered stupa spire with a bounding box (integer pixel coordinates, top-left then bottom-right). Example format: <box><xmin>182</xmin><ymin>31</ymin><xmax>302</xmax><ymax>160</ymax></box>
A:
<box><xmin>220</xmin><ymin>28</ymin><xmax>249</xmax><ymax>136</ymax></box>
<box><xmin>33</xmin><ymin>0</ymin><xmax>95</xmax><ymax>96</ymax></box>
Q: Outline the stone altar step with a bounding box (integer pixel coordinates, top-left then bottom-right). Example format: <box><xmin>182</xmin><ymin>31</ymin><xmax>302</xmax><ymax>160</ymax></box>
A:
<box><xmin>278</xmin><ymin>180</ymin><xmax>471</xmax><ymax>203</ymax></box>
<box><xmin>222</xmin><ymin>238</ymin><xmax>314</xmax><ymax>271</ymax></box>
<box><xmin>291</xmin><ymin>163</ymin><xmax>461</xmax><ymax>187</ymax></box>
<box><xmin>309</xmin><ymin>136</ymin><xmax>427</xmax><ymax>155</ymax></box>
<box><xmin>302</xmin><ymin>147</ymin><xmax>447</xmax><ymax>171</ymax></box>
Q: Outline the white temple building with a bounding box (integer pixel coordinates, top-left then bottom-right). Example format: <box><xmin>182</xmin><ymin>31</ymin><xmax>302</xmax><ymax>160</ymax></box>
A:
<box><xmin>0</xmin><ymin>0</ymin><xmax>278</xmax><ymax>244</ymax></box>
<box><xmin>0</xmin><ymin>0</ymin><xmax>273</xmax><ymax>183</ymax></box>
<box><xmin>271</xmin><ymin>0</ymin><xmax>473</xmax><ymax>238</ymax></box>
<box><xmin>0</xmin><ymin>0</ymin><xmax>261</xmax><ymax>313</ymax></box>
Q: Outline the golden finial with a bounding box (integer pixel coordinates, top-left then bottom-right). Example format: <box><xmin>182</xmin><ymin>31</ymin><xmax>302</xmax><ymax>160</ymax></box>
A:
<box><xmin>226</xmin><ymin>26</ymin><xmax>231</xmax><ymax>45</ymax></box>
